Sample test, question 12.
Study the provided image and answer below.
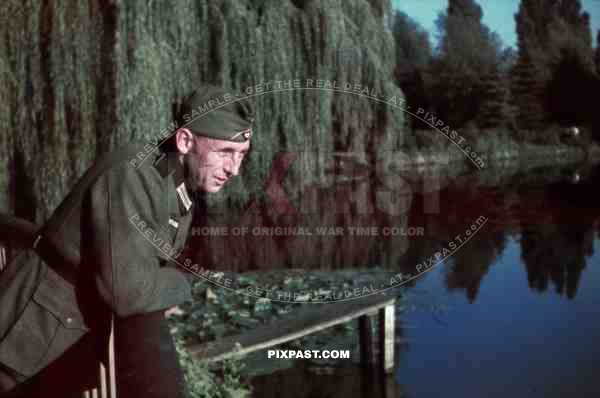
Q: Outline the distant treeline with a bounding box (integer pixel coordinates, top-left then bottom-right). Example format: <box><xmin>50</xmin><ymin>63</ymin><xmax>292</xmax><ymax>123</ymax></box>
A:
<box><xmin>391</xmin><ymin>0</ymin><xmax>600</xmax><ymax>144</ymax></box>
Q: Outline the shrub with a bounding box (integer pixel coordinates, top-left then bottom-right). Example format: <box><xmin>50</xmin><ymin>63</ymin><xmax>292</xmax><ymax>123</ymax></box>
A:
<box><xmin>174</xmin><ymin>335</ymin><xmax>251</xmax><ymax>398</ymax></box>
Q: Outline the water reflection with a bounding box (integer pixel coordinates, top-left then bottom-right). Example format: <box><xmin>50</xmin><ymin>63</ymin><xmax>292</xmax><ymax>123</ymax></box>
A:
<box><xmin>521</xmin><ymin>223</ymin><xmax>593</xmax><ymax>299</ymax></box>
<box><xmin>190</xmin><ymin>160</ymin><xmax>600</xmax><ymax>397</ymax></box>
<box><xmin>444</xmin><ymin>229</ymin><xmax>507</xmax><ymax>302</ymax></box>
<box><xmin>189</xmin><ymin>161</ymin><xmax>600</xmax><ymax>301</ymax></box>
<box><xmin>251</xmin><ymin>365</ymin><xmax>404</xmax><ymax>398</ymax></box>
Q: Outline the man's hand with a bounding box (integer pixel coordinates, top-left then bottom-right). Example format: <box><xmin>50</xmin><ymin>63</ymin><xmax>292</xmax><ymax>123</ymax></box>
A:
<box><xmin>164</xmin><ymin>306</ymin><xmax>184</xmax><ymax>318</ymax></box>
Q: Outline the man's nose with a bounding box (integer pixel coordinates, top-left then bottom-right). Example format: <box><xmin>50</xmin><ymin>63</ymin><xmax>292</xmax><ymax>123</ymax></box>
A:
<box><xmin>224</xmin><ymin>155</ymin><xmax>241</xmax><ymax>177</ymax></box>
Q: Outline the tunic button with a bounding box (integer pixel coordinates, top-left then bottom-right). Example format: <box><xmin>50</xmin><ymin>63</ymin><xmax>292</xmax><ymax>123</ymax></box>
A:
<box><xmin>66</xmin><ymin>317</ymin><xmax>73</xmax><ymax>324</ymax></box>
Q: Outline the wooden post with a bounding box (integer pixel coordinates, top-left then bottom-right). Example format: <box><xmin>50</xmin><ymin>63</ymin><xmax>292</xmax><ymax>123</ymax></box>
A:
<box><xmin>0</xmin><ymin>245</ymin><xmax>6</xmax><ymax>272</ymax></box>
<box><xmin>99</xmin><ymin>361</ymin><xmax>108</xmax><ymax>398</ymax></box>
<box><xmin>82</xmin><ymin>315</ymin><xmax>117</xmax><ymax>398</ymax></box>
<box><xmin>382</xmin><ymin>370</ymin><xmax>401</xmax><ymax>398</ymax></box>
<box><xmin>378</xmin><ymin>304</ymin><xmax>395</xmax><ymax>373</ymax></box>
<box><xmin>107</xmin><ymin>316</ymin><xmax>117</xmax><ymax>398</ymax></box>
<box><xmin>358</xmin><ymin>315</ymin><xmax>374</xmax><ymax>368</ymax></box>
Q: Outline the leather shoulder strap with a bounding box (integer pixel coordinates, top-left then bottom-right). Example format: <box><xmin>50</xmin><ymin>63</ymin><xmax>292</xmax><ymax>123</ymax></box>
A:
<box><xmin>33</xmin><ymin>143</ymin><xmax>150</xmax><ymax>282</ymax></box>
<box><xmin>41</xmin><ymin>143</ymin><xmax>146</xmax><ymax>239</ymax></box>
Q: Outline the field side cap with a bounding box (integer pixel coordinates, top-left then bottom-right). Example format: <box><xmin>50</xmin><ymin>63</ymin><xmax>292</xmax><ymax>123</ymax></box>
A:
<box><xmin>175</xmin><ymin>85</ymin><xmax>255</xmax><ymax>142</ymax></box>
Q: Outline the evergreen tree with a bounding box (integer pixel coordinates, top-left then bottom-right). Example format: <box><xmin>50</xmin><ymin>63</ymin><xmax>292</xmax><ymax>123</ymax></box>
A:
<box><xmin>431</xmin><ymin>0</ymin><xmax>504</xmax><ymax>128</ymax></box>
<box><xmin>512</xmin><ymin>0</ymin><xmax>544</xmax><ymax>135</ymax></box>
<box><xmin>546</xmin><ymin>46</ymin><xmax>597</xmax><ymax>128</ymax></box>
<box><xmin>391</xmin><ymin>11</ymin><xmax>432</xmax><ymax>130</ymax></box>
<box><xmin>498</xmin><ymin>47</ymin><xmax>518</xmax><ymax>129</ymax></box>
<box><xmin>511</xmin><ymin>51</ymin><xmax>546</xmax><ymax>137</ymax></box>
<box><xmin>477</xmin><ymin>65</ymin><xmax>508</xmax><ymax>129</ymax></box>
<box><xmin>548</xmin><ymin>0</ymin><xmax>594</xmax><ymax>69</ymax></box>
<box><xmin>514</xmin><ymin>0</ymin><xmax>595</xmax><ymax>136</ymax></box>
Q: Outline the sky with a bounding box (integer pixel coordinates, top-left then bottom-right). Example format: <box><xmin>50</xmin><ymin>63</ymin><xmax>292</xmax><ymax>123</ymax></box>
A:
<box><xmin>391</xmin><ymin>0</ymin><xmax>600</xmax><ymax>49</ymax></box>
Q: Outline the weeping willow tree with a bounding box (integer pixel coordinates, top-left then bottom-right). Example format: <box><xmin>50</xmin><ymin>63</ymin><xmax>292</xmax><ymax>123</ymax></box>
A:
<box><xmin>0</xmin><ymin>0</ymin><xmax>405</xmax><ymax>222</ymax></box>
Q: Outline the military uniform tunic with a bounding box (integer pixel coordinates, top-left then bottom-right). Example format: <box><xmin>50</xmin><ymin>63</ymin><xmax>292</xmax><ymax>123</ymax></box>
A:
<box><xmin>0</xmin><ymin>141</ymin><xmax>195</xmax><ymax>394</ymax></box>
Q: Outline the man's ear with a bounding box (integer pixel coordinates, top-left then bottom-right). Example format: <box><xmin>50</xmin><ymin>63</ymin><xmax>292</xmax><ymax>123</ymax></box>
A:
<box><xmin>174</xmin><ymin>129</ymin><xmax>195</xmax><ymax>154</ymax></box>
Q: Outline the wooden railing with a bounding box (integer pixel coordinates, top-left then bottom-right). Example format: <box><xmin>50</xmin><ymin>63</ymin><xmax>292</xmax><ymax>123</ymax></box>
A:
<box><xmin>81</xmin><ymin>294</ymin><xmax>398</xmax><ymax>398</ymax></box>
<box><xmin>186</xmin><ymin>293</ymin><xmax>397</xmax><ymax>373</ymax></box>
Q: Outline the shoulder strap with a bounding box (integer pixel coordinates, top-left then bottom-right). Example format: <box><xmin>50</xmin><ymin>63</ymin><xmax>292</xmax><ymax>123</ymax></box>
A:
<box><xmin>0</xmin><ymin>143</ymin><xmax>158</xmax><ymax>283</ymax></box>
<box><xmin>41</xmin><ymin>144</ymin><xmax>145</xmax><ymax>240</ymax></box>
<box><xmin>34</xmin><ymin>144</ymin><xmax>148</xmax><ymax>282</ymax></box>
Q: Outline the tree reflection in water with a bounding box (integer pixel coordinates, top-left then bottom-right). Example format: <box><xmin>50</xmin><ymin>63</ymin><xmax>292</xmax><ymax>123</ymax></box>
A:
<box><xmin>444</xmin><ymin>229</ymin><xmax>507</xmax><ymax>302</ymax></box>
<box><xmin>188</xmin><ymin>161</ymin><xmax>600</xmax><ymax>302</ymax></box>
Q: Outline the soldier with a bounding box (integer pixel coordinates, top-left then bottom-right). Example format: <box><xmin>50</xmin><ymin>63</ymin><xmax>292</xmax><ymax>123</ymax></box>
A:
<box><xmin>0</xmin><ymin>85</ymin><xmax>254</xmax><ymax>397</ymax></box>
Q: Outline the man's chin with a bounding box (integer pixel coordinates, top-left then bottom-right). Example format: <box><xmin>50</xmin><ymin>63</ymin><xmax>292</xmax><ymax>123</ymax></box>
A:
<box><xmin>184</xmin><ymin>178</ymin><xmax>206</xmax><ymax>193</ymax></box>
<box><xmin>188</xmin><ymin>178</ymin><xmax>226</xmax><ymax>193</ymax></box>
<box><xmin>202</xmin><ymin>184</ymin><xmax>224</xmax><ymax>193</ymax></box>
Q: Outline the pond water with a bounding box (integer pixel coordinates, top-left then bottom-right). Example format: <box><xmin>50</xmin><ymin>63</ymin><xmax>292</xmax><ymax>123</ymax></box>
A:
<box><xmin>395</xmin><ymin>233</ymin><xmax>600</xmax><ymax>398</ymax></box>
<box><xmin>192</xmin><ymin>159</ymin><xmax>600</xmax><ymax>397</ymax></box>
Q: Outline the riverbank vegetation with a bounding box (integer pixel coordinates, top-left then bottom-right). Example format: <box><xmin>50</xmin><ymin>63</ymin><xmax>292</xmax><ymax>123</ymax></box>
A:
<box><xmin>168</xmin><ymin>270</ymin><xmax>405</xmax><ymax>398</ymax></box>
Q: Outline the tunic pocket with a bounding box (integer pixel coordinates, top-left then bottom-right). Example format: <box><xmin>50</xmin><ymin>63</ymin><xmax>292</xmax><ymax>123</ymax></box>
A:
<box><xmin>0</xmin><ymin>297</ymin><xmax>59</xmax><ymax>377</ymax></box>
<box><xmin>0</xmin><ymin>266</ymin><xmax>89</xmax><ymax>378</ymax></box>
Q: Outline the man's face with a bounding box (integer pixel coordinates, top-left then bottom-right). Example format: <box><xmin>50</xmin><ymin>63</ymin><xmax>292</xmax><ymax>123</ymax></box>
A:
<box><xmin>182</xmin><ymin>134</ymin><xmax>250</xmax><ymax>193</ymax></box>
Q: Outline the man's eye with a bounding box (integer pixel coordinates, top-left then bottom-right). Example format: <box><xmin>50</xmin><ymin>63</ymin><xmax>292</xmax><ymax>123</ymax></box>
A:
<box><xmin>235</xmin><ymin>153</ymin><xmax>246</xmax><ymax>161</ymax></box>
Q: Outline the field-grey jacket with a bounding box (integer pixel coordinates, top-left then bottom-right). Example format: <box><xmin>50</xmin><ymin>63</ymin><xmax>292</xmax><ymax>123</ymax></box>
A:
<box><xmin>0</xmin><ymin>142</ymin><xmax>194</xmax><ymax>379</ymax></box>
